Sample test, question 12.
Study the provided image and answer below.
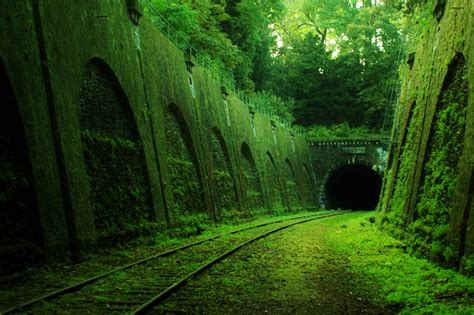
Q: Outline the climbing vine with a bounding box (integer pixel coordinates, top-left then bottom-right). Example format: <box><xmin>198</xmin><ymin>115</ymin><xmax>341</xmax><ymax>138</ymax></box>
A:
<box><xmin>81</xmin><ymin>130</ymin><xmax>153</xmax><ymax>245</ymax></box>
<box><xmin>408</xmin><ymin>56</ymin><xmax>468</xmax><ymax>264</ymax></box>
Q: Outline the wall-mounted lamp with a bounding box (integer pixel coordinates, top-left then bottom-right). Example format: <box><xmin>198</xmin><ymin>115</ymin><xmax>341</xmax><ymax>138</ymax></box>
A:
<box><xmin>185</xmin><ymin>51</ymin><xmax>195</xmax><ymax>73</ymax></box>
<box><xmin>127</xmin><ymin>0</ymin><xmax>143</xmax><ymax>25</ymax></box>
<box><xmin>407</xmin><ymin>52</ymin><xmax>415</xmax><ymax>70</ymax></box>
<box><xmin>221</xmin><ymin>86</ymin><xmax>229</xmax><ymax>99</ymax></box>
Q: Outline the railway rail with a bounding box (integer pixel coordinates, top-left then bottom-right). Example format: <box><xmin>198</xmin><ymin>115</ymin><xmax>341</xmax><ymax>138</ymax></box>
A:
<box><xmin>3</xmin><ymin>211</ymin><xmax>345</xmax><ymax>314</ymax></box>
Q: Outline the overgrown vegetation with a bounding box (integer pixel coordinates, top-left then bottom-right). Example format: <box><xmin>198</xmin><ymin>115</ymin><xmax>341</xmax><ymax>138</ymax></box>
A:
<box><xmin>165</xmin><ymin>108</ymin><xmax>207</xmax><ymax>226</ymax></box>
<box><xmin>306</xmin><ymin>122</ymin><xmax>388</xmax><ymax>140</ymax></box>
<box><xmin>80</xmin><ymin>60</ymin><xmax>153</xmax><ymax>246</ymax></box>
<box><xmin>143</xmin><ymin>0</ymin><xmax>405</xmax><ymax>133</ymax></box>
<box><xmin>409</xmin><ymin>56</ymin><xmax>468</xmax><ymax>266</ymax></box>
<box><xmin>81</xmin><ymin>130</ymin><xmax>153</xmax><ymax>246</ymax></box>
<box><xmin>327</xmin><ymin>213</ymin><xmax>474</xmax><ymax>314</ymax></box>
<box><xmin>210</xmin><ymin>131</ymin><xmax>239</xmax><ymax>221</ymax></box>
<box><xmin>241</xmin><ymin>146</ymin><xmax>264</xmax><ymax>214</ymax></box>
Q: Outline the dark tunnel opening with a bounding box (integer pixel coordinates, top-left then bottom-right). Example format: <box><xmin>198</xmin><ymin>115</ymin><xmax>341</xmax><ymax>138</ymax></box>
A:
<box><xmin>324</xmin><ymin>164</ymin><xmax>382</xmax><ymax>210</ymax></box>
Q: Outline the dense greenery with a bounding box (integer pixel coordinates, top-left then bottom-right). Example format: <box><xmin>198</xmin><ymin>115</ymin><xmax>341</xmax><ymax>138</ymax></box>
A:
<box><xmin>409</xmin><ymin>56</ymin><xmax>468</xmax><ymax>267</ymax></box>
<box><xmin>144</xmin><ymin>0</ymin><xmax>405</xmax><ymax>132</ymax></box>
<box><xmin>165</xmin><ymin>108</ymin><xmax>207</xmax><ymax>223</ymax></box>
<box><xmin>82</xmin><ymin>130</ymin><xmax>154</xmax><ymax>245</ymax></box>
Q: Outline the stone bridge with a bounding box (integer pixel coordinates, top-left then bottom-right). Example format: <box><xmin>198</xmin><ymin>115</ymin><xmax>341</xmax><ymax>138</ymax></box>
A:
<box><xmin>307</xmin><ymin>139</ymin><xmax>389</xmax><ymax>210</ymax></box>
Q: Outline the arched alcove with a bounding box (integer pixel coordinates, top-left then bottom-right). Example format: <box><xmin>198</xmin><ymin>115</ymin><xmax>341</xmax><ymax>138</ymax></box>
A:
<box><xmin>210</xmin><ymin>127</ymin><xmax>238</xmax><ymax>218</ymax></box>
<box><xmin>79</xmin><ymin>58</ymin><xmax>153</xmax><ymax>244</ymax></box>
<box><xmin>265</xmin><ymin>152</ymin><xmax>285</xmax><ymax>212</ymax></box>
<box><xmin>0</xmin><ymin>62</ymin><xmax>43</xmax><ymax>273</ymax></box>
<box><xmin>324</xmin><ymin>164</ymin><xmax>382</xmax><ymax>210</ymax></box>
<box><xmin>413</xmin><ymin>53</ymin><xmax>468</xmax><ymax>261</ymax></box>
<box><xmin>241</xmin><ymin>142</ymin><xmax>263</xmax><ymax>210</ymax></box>
<box><xmin>284</xmin><ymin>158</ymin><xmax>300</xmax><ymax>210</ymax></box>
<box><xmin>165</xmin><ymin>104</ymin><xmax>205</xmax><ymax>217</ymax></box>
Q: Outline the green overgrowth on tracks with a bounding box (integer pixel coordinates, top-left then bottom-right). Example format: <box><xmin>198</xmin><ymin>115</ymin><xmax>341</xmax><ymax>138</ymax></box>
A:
<box><xmin>0</xmin><ymin>210</ymin><xmax>329</xmax><ymax>311</ymax></box>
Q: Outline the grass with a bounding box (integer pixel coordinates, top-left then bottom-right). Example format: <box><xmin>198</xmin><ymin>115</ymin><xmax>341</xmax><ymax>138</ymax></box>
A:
<box><xmin>324</xmin><ymin>212</ymin><xmax>474</xmax><ymax>314</ymax></box>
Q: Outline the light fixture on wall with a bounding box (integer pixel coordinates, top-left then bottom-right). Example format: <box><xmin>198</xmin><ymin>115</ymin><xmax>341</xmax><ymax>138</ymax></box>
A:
<box><xmin>127</xmin><ymin>0</ymin><xmax>143</xmax><ymax>25</ymax></box>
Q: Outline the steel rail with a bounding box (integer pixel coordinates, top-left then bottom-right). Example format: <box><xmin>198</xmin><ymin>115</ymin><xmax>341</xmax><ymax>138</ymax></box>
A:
<box><xmin>132</xmin><ymin>211</ymin><xmax>345</xmax><ymax>314</ymax></box>
<box><xmin>2</xmin><ymin>211</ymin><xmax>335</xmax><ymax>314</ymax></box>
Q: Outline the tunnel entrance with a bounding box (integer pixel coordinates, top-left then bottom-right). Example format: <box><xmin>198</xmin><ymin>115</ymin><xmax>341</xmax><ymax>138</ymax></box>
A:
<box><xmin>324</xmin><ymin>164</ymin><xmax>382</xmax><ymax>210</ymax></box>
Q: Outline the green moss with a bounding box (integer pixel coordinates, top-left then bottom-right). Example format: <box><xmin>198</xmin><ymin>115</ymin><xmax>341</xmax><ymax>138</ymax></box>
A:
<box><xmin>409</xmin><ymin>57</ymin><xmax>468</xmax><ymax>264</ymax></box>
<box><xmin>210</xmin><ymin>131</ymin><xmax>239</xmax><ymax>220</ymax></box>
<box><xmin>81</xmin><ymin>130</ymin><xmax>153</xmax><ymax>246</ymax></box>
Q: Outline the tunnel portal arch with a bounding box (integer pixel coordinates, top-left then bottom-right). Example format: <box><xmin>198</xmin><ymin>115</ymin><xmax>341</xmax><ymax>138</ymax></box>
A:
<box><xmin>321</xmin><ymin>161</ymin><xmax>383</xmax><ymax>210</ymax></box>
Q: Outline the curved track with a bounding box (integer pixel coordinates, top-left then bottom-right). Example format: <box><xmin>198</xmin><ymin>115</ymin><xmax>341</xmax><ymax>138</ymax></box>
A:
<box><xmin>3</xmin><ymin>211</ymin><xmax>344</xmax><ymax>314</ymax></box>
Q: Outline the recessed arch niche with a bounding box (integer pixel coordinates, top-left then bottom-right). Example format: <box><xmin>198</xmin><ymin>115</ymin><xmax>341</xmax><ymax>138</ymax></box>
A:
<box><xmin>241</xmin><ymin>142</ymin><xmax>264</xmax><ymax>210</ymax></box>
<box><xmin>284</xmin><ymin>158</ymin><xmax>300</xmax><ymax>210</ymax></box>
<box><xmin>209</xmin><ymin>127</ymin><xmax>238</xmax><ymax>219</ymax></box>
<box><xmin>79</xmin><ymin>58</ymin><xmax>153</xmax><ymax>245</ymax></box>
<box><xmin>165</xmin><ymin>103</ymin><xmax>206</xmax><ymax>218</ymax></box>
<box><xmin>265</xmin><ymin>152</ymin><xmax>285</xmax><ymax>212</ymax></box>
<box><xmin>0</xmin><ymin>61</ymin><xmax>43</xmax><ymax>273</ymax></box>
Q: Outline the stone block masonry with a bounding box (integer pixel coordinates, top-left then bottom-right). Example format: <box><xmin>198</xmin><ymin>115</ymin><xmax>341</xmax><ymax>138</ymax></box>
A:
<box><xmin>0</xmin><ymin>0</ymin><xmax>315</xmax><ymax>273</ymax></box>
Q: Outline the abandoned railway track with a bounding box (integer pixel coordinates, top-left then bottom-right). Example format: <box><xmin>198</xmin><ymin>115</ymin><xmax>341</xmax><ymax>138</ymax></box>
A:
<box><xmin>3</xmin><ymin>211</ymin><xmax>344</xmax><ymax>314</ymax></box>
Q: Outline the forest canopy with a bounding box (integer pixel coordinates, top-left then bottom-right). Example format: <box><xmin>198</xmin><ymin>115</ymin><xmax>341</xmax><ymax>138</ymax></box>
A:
<box><xmin>144</xmin><ymin>0</ymin><xmax>417</xmax><ymax>136</ymax></box>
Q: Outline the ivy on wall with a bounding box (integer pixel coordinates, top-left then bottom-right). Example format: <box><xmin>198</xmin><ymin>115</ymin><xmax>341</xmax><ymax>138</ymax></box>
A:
<box><xmin>381</xmin><ymin>54</ymin><xmax>468</xmax><ymax>268</ymax></box>
<box><xmin>80</xmin><ymin>59</ymin><xmax>153</xmax><ymax>245</ymax></box>
<box><xmin>241</xmin><ymin>144</ymin><xmax>264</xmax><ymax>213</ymax></box>
<box><xmin>409</xmin><ymin>55</ymin><xmax>468</xmax><ymax>264</ymax></box>
<box><xmin>210</xmin><ymin>130</ymin><xmax>239</xmax><ymax>221</ymax></box>
<box><xmin>165</xmin><ymin>106</ymin><xmax>206</xmax><ymax>222</ymax></box>
<box><xmin>265</xmin><ymin>153</ymin><xmax>285</xmax><ymax>214</ymax></box>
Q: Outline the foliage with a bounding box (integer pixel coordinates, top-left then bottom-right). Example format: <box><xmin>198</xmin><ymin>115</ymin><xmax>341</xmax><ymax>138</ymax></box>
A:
<box><xmin>267</xmin><ymin>0</ymin><xmax>404</xmax><ymax>129</ymax></box>
<box><xmin>324</xmin><ymin>212</ymin><xmax>474</xmax><ymax>314</ymax></box>
<box><xmin>408</xmin><ymin>58</ymin><xmax>468</xmax><ymax>265</ymax></box>
<box><xmin>146</xmin><ymin>0</ymin><xmax>284</xmax><ymax>92</ymax></box>
<box><xmin>210</xmin><ymin>132</ymin><xmax>239</xmax><ymax>220</ymax></box>
<box><xmin>165</xmin><ymin>109</ymin><xmax>207</xmax><ymax>220</ymax></box>
<box><xmin>252</xmin><ymin>91</ymin><xmax>295</xmax><ymax>123</ymax></box>
<box><xmin>306</xmin><ymin>122</ymin><xmax>385</xmax><ymax>140</ymax></box>
<box><xmin>81</xmin><ymin>130</ymin><xmax>153</xmax><ymax>245</ymax></box>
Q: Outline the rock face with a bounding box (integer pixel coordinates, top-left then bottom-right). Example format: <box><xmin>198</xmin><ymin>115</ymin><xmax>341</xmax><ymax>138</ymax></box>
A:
<box><xmin>0</xmin><ymin>1</ymin><xmax>315</xmax><ymax>273</ymax></box>
<box><xmin>379</xmin><ymin>0</ymin><xmax>474</xmax><ymax>275</ymax></box>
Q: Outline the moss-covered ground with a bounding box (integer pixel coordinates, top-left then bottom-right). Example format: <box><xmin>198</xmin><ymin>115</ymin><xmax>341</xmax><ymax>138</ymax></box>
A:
<box><xmin>1</xmin><ymin>211</ymin><xmax>473</xmax><ymax>313</ymax></box>
<box><xmin>158</xmin><ymin>212</ymin><xmax>474</xmax><ymax>314</ymax></box>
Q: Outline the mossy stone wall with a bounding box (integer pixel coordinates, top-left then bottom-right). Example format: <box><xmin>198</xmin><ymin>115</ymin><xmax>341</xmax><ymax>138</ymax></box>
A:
<box><xmin>379</xmin><ymin>0</ymin><xmax>473</xmax><ymax>275</ymax></box>
<box><xmin>0</xmin><ymin>0</ymin><xmax>315</xmax><ymax>271</ymax></box>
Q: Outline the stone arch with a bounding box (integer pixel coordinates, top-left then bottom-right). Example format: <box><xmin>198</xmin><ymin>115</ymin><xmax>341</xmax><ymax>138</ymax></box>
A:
<box><xmin>0</xmin><ymin>61</ymin><xmax>43</xmax><ymax>273</ymax></box>
<box><xmin>265</xmin><ymin>152</ymin><xmax>285</xmax><ymax>212</ymax></box>
<box><xmin>323</xmin><ymin>161</ymin><xmax>382</xmax><ymax>210</ymax></box>
<box><xmin>165</xmin><ymin>103</ymin><xmax>206</xmax><ymax>218</ymax></box>
<box><xmin>210</xmin><ymin>127</ymin><xmax>238</xmax><ymax>218</ymax></box>
<box><xmin>412</xmin><ymin>53</ymin><xmax>468</xmax><ymax>261</ymax></box>
<box><xmin>79</xmin><ymin>58</ymin><xmax>153</xmax><ymax>245</ymax></box>
<box><xmin>241</xmin><ymin>142</ymin><xmax>264</xmax><ymax>210</ymax></box>
<box><xmin>284</xmin><ymin>158</ymin><xmax>300</xmax><ymax>210</ymax></box>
